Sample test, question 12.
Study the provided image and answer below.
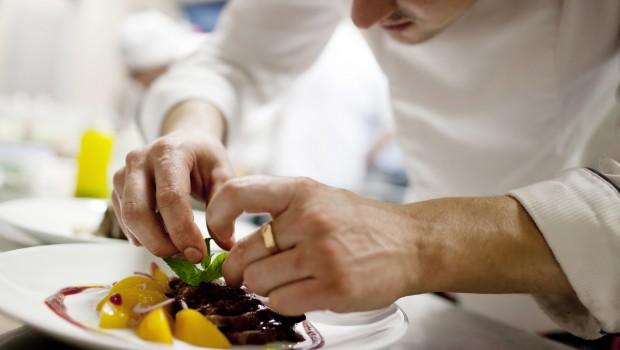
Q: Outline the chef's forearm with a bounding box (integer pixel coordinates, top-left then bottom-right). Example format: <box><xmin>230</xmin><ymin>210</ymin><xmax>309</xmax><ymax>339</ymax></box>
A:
<box><xmin>406</xmin><ymin>196</ymin><xmax>573</xmax><ymax>295</ymax></box>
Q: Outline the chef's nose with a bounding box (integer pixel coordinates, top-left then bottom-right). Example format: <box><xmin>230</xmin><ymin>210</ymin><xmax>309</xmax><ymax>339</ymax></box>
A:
<box><xmin>351</xmin><ymin>0</ymin><xmax>397</xmax><ymax>28</ymax></box>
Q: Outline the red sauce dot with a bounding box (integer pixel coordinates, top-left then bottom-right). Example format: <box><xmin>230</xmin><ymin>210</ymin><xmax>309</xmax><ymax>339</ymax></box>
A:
<box><xmin>110</xmin><ymin>293</ymin><xmax>122</xmax><ymax>305</ymax></box>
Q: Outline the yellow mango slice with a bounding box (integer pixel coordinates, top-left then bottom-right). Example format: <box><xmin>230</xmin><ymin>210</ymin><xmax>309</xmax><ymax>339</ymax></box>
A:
<box><xmin>136</xmin><ymin>307</ymin><xmax>174</xmax><ymax>344</ymax></box>
<box><xmin>97</xmin><ymin>288</ymin><xmax>169</xmax><ymax>320</ymax></box>
<box><xmin>99</xmin><ymin>300</ymin><xmax>130</xmax><ymax>329</ymax></box>
<box><xmin>109</xmin><ymin>275</ymin><xmax>166</xmax><ymax>295</ymax></box>
<box><xmin>96</xmin><ymin>292</ymin><xmax>113</xmax><ymax>311</ymax></box>
<box><xmin>97</xmin><ymin>274</ymin><xmax>167</xmax><ymax>311</ymax></box>
<box><xmin>174</xmin><ymin>309</ymin><xmax>231</xmax><ymax>348</ymax></box>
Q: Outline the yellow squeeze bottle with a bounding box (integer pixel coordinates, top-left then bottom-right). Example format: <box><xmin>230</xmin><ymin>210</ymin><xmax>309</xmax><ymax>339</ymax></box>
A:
<box><xmin>75</xmin><ymin>129</ymin><xmax>114</xmax><ymax>198</ymax></box>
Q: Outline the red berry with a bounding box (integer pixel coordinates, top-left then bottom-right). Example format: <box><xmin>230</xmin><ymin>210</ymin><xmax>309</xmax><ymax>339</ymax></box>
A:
<box><xmin>109</xmin><ymin>293</ymin><xmax>122</xmax><ymax>305</ymax></box>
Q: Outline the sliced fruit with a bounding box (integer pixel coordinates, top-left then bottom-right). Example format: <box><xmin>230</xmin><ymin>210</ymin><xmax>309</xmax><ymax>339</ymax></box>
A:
<box><xmin>109</xmin><ymin>275</ymin><xmax>166</xmax><ymax>295</ymax></box>
<box><xmin>97</xmin><ymin>287</ymin><xmax>168</xmax><ymax>313</ymax></box>
<box><xmin>136</xmin><ymin>307</ymin><xmax>174</xmax><ymax>344</ymax></box>
<box><xmin>99</xmin><ymin>300</ymin><xmax>130</xmax><ymax>329</ymax></box>
<box><xmin>174</xmin><ymin>308</ymin><xmax>231</xmax><ymax>348</ymax></box>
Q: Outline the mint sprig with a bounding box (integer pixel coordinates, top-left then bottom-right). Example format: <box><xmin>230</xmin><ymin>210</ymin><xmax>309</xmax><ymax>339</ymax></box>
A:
<box><xmin>163</xmin><ymin>238</ymin><xmax>228</xmax><ymax>286</ymax></box>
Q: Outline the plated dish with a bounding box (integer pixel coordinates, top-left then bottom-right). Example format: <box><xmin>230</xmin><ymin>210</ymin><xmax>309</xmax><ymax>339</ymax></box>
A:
<box><xmin>0</xmin><ymin>197</ymin><xmax>257</xmax><ymax>249</ymax></box>
<box><xmin>0</xmin><ymin>244</ymin><xmax>408</xmax><ymax>350</ymax></box>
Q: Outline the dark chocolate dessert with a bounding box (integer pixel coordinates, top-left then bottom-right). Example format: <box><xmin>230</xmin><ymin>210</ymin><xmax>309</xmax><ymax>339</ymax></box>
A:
<box><xmin>167</xmin><ymin>277</ymin><xmax>306</xmax><ymax>345</ymax></box>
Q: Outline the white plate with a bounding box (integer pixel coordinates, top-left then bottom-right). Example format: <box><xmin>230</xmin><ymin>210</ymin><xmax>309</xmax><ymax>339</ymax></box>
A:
<box><xmin>0</xmin><ymin>197</ymin><xmax>114</xmax><ymax>244</ymax></box>
<box><xmin>0</xmin><ymin>197</ymin><xmax>257</xmax><ymax>249</ymax></box>
<box><xmin>0</xmin><ymin>244</ymin><xmax>408</xmax><ymax>350</ymax></box>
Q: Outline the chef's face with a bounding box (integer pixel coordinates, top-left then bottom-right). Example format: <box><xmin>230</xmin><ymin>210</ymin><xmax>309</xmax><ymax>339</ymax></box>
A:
<box><xmin>351</xmin><ymin>0</ymin><xmax>476</xmax><ymax>44</ymax></box>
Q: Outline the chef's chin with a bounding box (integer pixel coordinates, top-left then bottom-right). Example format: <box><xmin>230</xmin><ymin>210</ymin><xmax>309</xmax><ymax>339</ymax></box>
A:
<box><xmin>385</xmin><ymin>26</ymin><xmax>443</xmax><ymax>45</ymax></box>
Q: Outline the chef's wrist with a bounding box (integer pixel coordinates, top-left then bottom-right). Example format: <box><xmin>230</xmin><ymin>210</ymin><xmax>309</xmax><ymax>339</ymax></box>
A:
<box><xmin>162</xmin><ymin>100</ymin><xmax>227</xmax><ymax>143</ymax></box>
<box><xmin>403</xmin><ymin>196</ymin><xmax>524</xmax><ymax>295</ymax></box>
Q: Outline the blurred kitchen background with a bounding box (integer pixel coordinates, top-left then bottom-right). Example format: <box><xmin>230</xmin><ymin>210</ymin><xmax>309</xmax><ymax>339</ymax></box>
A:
<box><xmin>0</xmin><ymin>0</ymin><xmax>409</xmax><ymax>203</ymax></box>
<box><xmin>0</xmin><ymin>0</ymin><xmax>180</xmax><ymax>200</ymax></box>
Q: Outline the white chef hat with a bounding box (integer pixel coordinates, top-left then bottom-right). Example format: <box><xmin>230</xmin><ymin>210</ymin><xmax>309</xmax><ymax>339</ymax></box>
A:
<box><xmin>119</xmin><ymin>10</ymin><xmax>207</xmax><ymax>72</ymax></box>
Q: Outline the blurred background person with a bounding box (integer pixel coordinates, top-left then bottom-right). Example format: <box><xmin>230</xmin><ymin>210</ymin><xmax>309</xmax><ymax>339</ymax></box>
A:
<box><xmin>116</xmin><ymin>9</ymin><xmax>207</xmax><ymax>131</ymax></box>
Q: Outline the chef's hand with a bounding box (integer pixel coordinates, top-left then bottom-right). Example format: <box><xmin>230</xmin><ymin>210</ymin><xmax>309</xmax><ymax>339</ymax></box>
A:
<box><xmin>206</xmin><ymin>175</ymin><xmax>573</xmax><ymax>316</ymax></box>
<box><xmin>112</xmin><ymin>101</ymin><xmax>235</xmax><ymax>263</ymax></box>
<box><xmin>206</xmin><ymin>175</ymin><xmax>418</xmax><ymax>315</ymax></box>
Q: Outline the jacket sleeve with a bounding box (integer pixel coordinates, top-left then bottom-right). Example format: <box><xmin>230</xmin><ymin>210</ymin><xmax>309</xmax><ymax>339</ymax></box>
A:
<box><xmin>509</xmin><ymin>145</ymin><xmax>620</xmax><ymax>338</ymax></box>
<box><xmin>138</xmin><ymin>0</ymin><xmax>345</xmax><ymax>142</ymax></box>
<box><xmin>508</xmin><ymin>3</ymin><xmax>620</xmax><ymax>339</ymax></box>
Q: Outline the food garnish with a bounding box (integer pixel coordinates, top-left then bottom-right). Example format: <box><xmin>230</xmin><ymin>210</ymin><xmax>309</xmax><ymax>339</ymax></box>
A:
<box><xmin>86</xmin><ymin>239</ymin><xmax>312</xmax><ymax>348</ymax></box>
<box><xmin>163</xmin><ymin>237</ymin><xmax>228</xmax><ymax>286</ymax></box>
<box><xmin>95</xmin><ymin>261</ymin><xmax>232</xmax><ymax>348</ymax></box>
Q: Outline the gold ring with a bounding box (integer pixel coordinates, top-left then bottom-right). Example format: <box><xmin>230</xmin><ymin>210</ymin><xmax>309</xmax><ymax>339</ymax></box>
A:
<box><xmin>261</xmin><ymin>222</ymin><xmax>279</xmax><ymax>254</ymax></box>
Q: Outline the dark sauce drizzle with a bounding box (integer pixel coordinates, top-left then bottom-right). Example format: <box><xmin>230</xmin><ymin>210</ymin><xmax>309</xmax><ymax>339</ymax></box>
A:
<box><xmin>44</xmin><ymin>285</ymin><xmax>105</xmax><ymax>330</ymax></box>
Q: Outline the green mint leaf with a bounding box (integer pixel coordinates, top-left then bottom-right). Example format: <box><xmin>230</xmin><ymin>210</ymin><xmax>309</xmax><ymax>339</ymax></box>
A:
<box><xmin>163</xmin><ymin>238</ymin><xmax>228</xmax><ymax>286</ymax></box>
<box><xmin>201</xmin><ymin>252</ymin><xmax>228</xmax><ymax>282</ymax></box>
<box><xmin>200</xmin><ymin>238</ymin><xmax>213</xmax><ymax>269</ymax></box>
<box><xmin>163</xmin><ymin>257</ymin><xmax>203</xmax><ymax>286</ymax></box>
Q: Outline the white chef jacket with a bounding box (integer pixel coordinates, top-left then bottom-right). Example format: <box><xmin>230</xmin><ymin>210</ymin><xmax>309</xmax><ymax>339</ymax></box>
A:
<box><xmin>140</xmin><ymin>0</ymin><xmax>620</xmax><ymax>339</ymax></box>
<box><xmin>225</xmin><ymin>20</ymin><xmax>394</xmax><ymax>192</ymax></box>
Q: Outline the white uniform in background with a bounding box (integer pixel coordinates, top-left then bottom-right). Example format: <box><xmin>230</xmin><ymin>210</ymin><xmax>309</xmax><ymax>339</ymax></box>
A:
<box><xmin>140</xmin><ymin>0</ymin><xmax>620</xmax><ymax>339</ymax></box>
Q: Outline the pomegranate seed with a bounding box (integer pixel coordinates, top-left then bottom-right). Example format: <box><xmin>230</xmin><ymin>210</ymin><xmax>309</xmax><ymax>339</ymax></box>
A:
<box><xmin>110</xmin><ymin>293</ymin><xmax>122</xmax><ymax>305</ymax></box>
